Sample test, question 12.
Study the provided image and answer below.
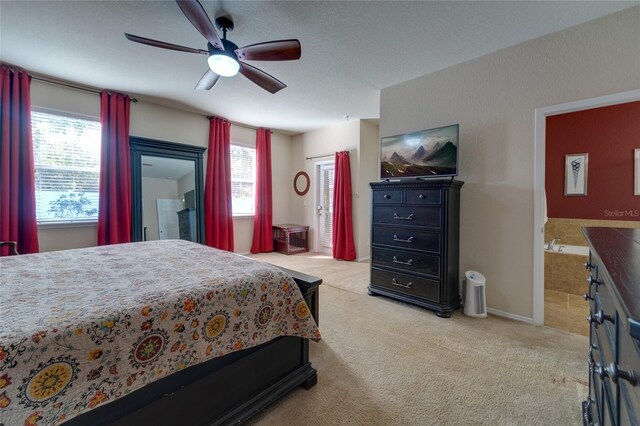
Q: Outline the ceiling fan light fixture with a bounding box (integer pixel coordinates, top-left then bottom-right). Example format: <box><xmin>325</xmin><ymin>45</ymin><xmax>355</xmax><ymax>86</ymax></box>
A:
<box><xmin>208</xmin><ymin>52</ymin><xmax>239</xmax><ymax>77</ymax></box>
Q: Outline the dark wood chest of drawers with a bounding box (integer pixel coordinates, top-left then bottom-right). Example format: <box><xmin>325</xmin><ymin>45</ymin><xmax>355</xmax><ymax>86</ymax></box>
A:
<box><xmin>583</xmin><ymin>227</ymin><xmax>640</xmax><ymax>426</ymax></box>
<box><xmin>177</xmin><ymin>208</ymin><xmax>197</xmax><ymax>242</ymax></box>
<box><xmin>368</xmin><ymin>180</ymin><xmax>463</xmax><ymax>317</ymax></box>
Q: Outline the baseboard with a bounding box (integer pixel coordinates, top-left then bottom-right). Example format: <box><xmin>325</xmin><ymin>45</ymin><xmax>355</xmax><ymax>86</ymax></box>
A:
<box><xmin>237</xmin><ymin>251</ymin><xmax>251</xmax><ymax>256</ymax></box>
<box><xmin>486</xmin><ymin>308</ymin><xmax>536</xmax><ymax>325</ymax></box>
<box><xmin>356</xmin><ymin>256</ymin><xmax>370</xmax><ymax>262</ymax></box>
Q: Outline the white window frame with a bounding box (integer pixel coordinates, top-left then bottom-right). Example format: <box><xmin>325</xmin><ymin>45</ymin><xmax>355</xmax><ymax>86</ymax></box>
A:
<box><xmin>229</xmin><ymin>142</ymin><xmax>256</xmax><ymax>218</ymax></box>
<box><xmin>31</xmin><ymin>107</ymin><xmax>102</xmax><ymax>226</ymax></box>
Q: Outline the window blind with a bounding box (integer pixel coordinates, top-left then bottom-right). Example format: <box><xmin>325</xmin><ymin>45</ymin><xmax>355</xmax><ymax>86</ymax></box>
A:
<box><xmin>31</xmin><ymin>111</ymin><xmax>101</xmax><ymax>223</ymax></box>
<box><xmin>230</xmin><ymin>144</ymin><xmax>256</xmax><ymax>215</ymax></box>
<box><xmin>322</xmin><ymin>167</ymin><xmax>334</xmax><ymax>248</ymax></box>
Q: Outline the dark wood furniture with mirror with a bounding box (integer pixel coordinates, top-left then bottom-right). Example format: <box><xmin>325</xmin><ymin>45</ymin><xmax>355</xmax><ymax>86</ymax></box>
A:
<box><xmin>369</xmin><ymin>179</ymin><xmax>463</xmax><ymax>317</ymax></box>
<box><xmin>582</xmin><ymin>227</ymin><xmax>639</xmax><ymax>426</ymax></box>
<box><xmin>130</xmin><ymin>136</ymin><xmax>205</xmax><ymax>243</ymax></box>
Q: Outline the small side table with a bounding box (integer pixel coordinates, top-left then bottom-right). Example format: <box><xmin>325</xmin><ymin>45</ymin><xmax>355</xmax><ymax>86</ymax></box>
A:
<box><xmin>273</xmin><ymin>224</ymin><xmax>310</xmax><ymax>255</ymax></box>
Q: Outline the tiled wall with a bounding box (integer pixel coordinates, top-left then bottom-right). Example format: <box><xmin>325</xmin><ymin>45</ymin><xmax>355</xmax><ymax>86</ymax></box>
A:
<box><xmin>544</xmin><ymin>218</ymin><xmax>640</xmax><ymax>246</ymax></box>
<box><xmin>543</xmin><ymin>218</ymin><xmax>639</xmax><ymax>337</ymax></box>
<box><xmin>544</xmin><ymin>251</ymin><xmax>588</xmax><ymax>295</ymax></box>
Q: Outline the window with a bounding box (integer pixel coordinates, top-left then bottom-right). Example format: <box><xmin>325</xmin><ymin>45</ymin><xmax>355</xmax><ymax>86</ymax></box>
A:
<box><xmin>31</xmin><ymin>110</ymin><xmax>101</xmax><ymax>223</ymax></box>
<box><xmin>230</xmin><ymin>144</ymin><xmax>256</xmax><ymax>215</ymax></box>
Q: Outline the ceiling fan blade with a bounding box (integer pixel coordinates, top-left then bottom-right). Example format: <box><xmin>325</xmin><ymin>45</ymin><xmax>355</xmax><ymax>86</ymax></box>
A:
<box><xmin>195</xmin><ymin>69</ymin><xmax>220</xmax><ymax>90</ymax></box>
<box><xmin>125</xmin><ymin>33</ymin><xmax>208</xmax><ymax>54</ymax></box>
<box><xmin>235</xmin><ymin>39</ymin><xmax>301</xmax><ymax>61</ymax></box>
<box><xmin>239</xmin><ymin>62</ymin><xmax>286</xmax><ymax>94</ymax></box>
<box><xmin>175</xmin><ymin>0</ymin><xmax>223</xmax><ymax>50</ymax></box>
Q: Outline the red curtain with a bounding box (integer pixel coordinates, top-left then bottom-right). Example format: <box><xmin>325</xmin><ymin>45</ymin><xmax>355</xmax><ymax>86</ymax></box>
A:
<box><xmin>204</xmin><ymin>117</ymin><xmax>234</xmax><ymax>251</ymax></box>
<box><xmin>332</xmin><ymin>151</ymin><xmax>356</xmax><ymax>260</ymax></box>
<box><xmin>97</xmin><ymin>90</ymin><xmax>131</xmax><ymax>245</ymax></box>
<box><xmin>250</xmin><ymin>128</ymin><xmax>273</xmax><ymax>254</ymax></box>
<box><xmin>0</xmin><ymin>66</ymin><xmax>39</xmax><ymax>255</ymax></box>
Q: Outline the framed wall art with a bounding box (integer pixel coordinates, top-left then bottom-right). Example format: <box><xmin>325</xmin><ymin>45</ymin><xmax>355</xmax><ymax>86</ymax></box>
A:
<box><xmin>564</xmin><ymin>153</ymin><xmax>588</xmax><ymax>196</ymax></box>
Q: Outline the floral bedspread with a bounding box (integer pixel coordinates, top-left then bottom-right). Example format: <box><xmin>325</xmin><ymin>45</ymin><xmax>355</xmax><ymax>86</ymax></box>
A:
<box><xmin>0</xmin><ymin>240</ymin><xmax>320</xmax><ymax>426</ymax></box>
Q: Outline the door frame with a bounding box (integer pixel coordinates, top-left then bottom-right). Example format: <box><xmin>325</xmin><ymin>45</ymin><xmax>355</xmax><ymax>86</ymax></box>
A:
<box><xmin>532</xmin><ymin>88</ymin><xmax>640</xmax><ymax>325</ymax></box>
<box><xmin>314</xmin><ymin>159</ymin><xmax>335</xmax><ymax>254</ymax></box>
<box><xmin>130</xmin><ymin>136</ymin><xmax>206</xmax><ymax>244</ymax></box>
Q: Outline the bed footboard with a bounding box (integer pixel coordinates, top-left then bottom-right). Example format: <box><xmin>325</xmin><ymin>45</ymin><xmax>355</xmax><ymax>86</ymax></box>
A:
<box><xmin>66</xmin><ymin>268</ymin><xmax>321</xmax><ymax>426</ymax></box>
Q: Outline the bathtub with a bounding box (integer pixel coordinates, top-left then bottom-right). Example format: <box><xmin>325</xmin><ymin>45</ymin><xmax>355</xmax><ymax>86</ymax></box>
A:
<box><xmin>545</xmin><ymin>244</ymin><xmax>589</xmax><ymax>256</ymax></box>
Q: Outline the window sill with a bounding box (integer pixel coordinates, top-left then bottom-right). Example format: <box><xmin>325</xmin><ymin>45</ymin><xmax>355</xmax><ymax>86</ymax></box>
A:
<box><xmin>232</xmin><ymin>214</ymin><xmax>255</xmax><ymax>219</ymax></box>
<box><xmin>38</xmin><ymin>221</ymin><xmax>98</xmax><ymax>229</ymax></box>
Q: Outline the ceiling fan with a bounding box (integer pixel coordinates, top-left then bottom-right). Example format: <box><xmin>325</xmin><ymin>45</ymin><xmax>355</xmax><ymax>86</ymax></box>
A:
<box><xmin>124</xmin><ymin>0</ymin><xmax>301</xmax><ymax>94</ymax></box>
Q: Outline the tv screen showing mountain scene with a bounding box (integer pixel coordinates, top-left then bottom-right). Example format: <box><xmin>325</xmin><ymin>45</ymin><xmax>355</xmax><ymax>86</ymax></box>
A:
<box><xmin>380</xmin><ymin>124</ymin><xmax>459</xmax><ymax>179</ymax></box>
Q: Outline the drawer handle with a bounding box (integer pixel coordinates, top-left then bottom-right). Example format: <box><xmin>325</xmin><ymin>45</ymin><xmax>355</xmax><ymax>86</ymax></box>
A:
<box><xmin>393</xmin><ymin>213</ymin><xmax>414</xmax><ymax>220</ymax></box>
<box><xmin>383</xmin><ymin>194</ymin><xmax>391</xmax><ymax>199</ymax></box>
<box><xmin>419</xmin><ymin>194</ymin><xmax>426</xmax><ymax>199</ymax></box>
<box><xmin>393</xmin><ymin>235</ymin><xmax>414</xmax><ymax>243</ymax></box>
<box><xmin>583</xmin><ymin>293</ymin><xmax>594</xmax><ymax>301</ymax></box>
<box><xmin>392</xmin><ymin>256</ymin><xmax>414</xmax><ymax>266</ymax></box>
<box><xmin>588</xmin><ymin>310</ymin><xmax>613</xmax><ymax>325</ymax></box>
<box><xmin>594</xmin><ymin>310</ymin><xmax>613</xmax><ymax>324</ymax></box>
<box><xmin>605</xmin><ymin>363</ymin><xmax>637</xmax><ymax>386</ymax></box>
<box><xmin>391</xmin><ymin>278</ymin><xmax>412</xmax><ymax>289</ymax></box>
<box><xmin>586</xmin><ymin>276</ymin><xmax>601</xmax><ymax>286</ymax></box>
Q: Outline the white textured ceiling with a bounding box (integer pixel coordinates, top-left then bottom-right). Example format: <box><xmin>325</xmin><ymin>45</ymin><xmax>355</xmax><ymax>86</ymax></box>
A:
<box><xmin>1</xmin><ymin>1</ymin><xmax>637</xmax><ymax>134</ymax></box>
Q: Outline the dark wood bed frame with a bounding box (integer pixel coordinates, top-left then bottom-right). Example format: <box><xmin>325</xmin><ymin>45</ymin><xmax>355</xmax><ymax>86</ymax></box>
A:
<box><xmin>65</xmin><ymin>267</ymin><xmax>321</xmax><ymax>426</ymax></box>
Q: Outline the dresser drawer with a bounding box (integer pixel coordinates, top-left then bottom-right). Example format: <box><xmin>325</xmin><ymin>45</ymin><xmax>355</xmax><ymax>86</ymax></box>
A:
<box><xmin>371</xmin><ymin>268</ymin><xmax>439</xmax><ymax>302</ymax></box>
<box><xmin>372</xmin><ymin>190</ymin><xmax>402</xmax><ymax>204</ymax></box>
<box><xmin>372</xmin><ymin>227</ymin><xmax>440</xmax><ymax>253</ymax></box>
<box><xmin>405</xmin><ymin>189</ymin><xmax>441</xmax><ymax>205</ymax></box>
<box><xmin>595</xmin><ymin>287</ymin><xmax>617</xmax><ymax>359</ymax></box>
<box><xmin>372</xmin><ymin>205</ymin><xmax>441</xmax><ymax>228</ymax></box>
<box><xmin>371</xmin><ymin>247</ymin><xmax>440</xmax><ymax>278</ymax></box>
<box><xmin>618</xmin><ymin>325</ymin><xmax>640</xmax><ymax>424</ymax></box>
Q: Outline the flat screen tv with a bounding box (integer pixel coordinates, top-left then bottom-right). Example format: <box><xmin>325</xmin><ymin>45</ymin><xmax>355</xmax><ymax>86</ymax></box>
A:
<box><xmin>380</xmin><ymin>124</ymin><xmax>459</xmax><ymax>179</ymax></box>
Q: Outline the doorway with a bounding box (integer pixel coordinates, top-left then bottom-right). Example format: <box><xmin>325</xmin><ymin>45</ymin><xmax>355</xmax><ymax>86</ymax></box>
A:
<box><xmin>533</xmin><ymin>88</ymin><xmax>640</xmax><ymax>325</ymax></box>
<box><xmin>315</xmin><ymin>161</ymin><xmax>334</xmax><ymax>254</ymax></box>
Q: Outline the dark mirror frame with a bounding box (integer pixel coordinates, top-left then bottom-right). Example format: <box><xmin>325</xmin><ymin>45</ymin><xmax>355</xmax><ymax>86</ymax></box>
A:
<box><xmin>130</xmin><ymin>136</ymin><xmax>206</xmax><ymax>244</ymax></box>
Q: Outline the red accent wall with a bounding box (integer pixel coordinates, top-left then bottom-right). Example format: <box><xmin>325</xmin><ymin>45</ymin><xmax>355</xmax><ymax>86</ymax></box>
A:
<box><xmin>545</xmin><ymin>101</ymin><xmax>640</xmax><ymax>220</ymax></box>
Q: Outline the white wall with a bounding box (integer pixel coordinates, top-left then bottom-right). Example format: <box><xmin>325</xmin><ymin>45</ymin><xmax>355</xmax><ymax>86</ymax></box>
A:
<box><xmin>380</xmin><ymin>7</ymin><xmax>640</xmax><ymax>319</ymax></box>
<box><xmin>142</xmin><ymin>177</ymin><xmax>179</xmax><ymax>241</ymax></box>
<box><xmin>31</xmin><ymin>81</ymin><xmax>294</xmax><ymax>252</ymax></box>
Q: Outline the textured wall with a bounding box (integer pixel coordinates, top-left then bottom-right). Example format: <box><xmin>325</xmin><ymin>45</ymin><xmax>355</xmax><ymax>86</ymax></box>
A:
<box><xmin>380</xmin><ymin>7</ymin><xmax>640</xmax><ymax>318</ymax></box>
<box><xmin>546</xmin><ymin>101</ymin><xmax>640</xmax><ymax>220</ymax></box>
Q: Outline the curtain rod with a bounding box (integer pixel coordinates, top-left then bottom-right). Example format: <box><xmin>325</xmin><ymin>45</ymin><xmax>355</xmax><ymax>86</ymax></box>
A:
<box><xmin>206</xmin><ymin>116</ymin><xmax>273</xmax><ymax>134</ymax></box>
<box><xmin>31</xmin><ymin>75</ymin><xmax>139</xmax><ymax>102</ymax></box>
<box><xmin>305</xmin><ymin>151</ymin><xmax>349</xmax><ymax>160</ymax></box>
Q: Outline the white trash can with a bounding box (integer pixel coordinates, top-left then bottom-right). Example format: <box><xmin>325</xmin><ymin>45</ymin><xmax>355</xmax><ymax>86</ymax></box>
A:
<box><xmin>464</xmin><ymin>270</ymin><xmax>487</xmax><ymax>318</ymax></box>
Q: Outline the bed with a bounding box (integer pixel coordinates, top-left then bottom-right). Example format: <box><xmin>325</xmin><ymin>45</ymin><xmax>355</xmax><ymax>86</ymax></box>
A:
<box><xmin>0</xmin><ymin>240</ymin><xmax>321</xmax><ymax>425</ymax></box>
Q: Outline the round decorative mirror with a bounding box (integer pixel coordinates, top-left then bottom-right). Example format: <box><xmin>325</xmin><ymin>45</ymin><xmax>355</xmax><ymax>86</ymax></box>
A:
<box><xmin>293</xmin><ymin>171</ymin><xmax>310</xmax><ymax>196</ymax></box>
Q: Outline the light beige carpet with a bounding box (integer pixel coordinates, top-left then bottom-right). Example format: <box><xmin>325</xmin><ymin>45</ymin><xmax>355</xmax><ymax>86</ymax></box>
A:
<box><xmin>247</xmin><ymin>252</ymin><xmax>588</xmax><ymax>425</ymax></box>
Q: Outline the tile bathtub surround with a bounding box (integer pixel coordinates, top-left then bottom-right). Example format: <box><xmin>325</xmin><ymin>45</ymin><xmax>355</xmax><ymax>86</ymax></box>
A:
<box><xmin>544</xmin><ymin>251</ymin><xmax>589</xmax><ymax>295</ymax></box>
<box><xmin>544</xmin><ymin>289</ymin><xmax>590</xmax><ymax>337</ymax></box>
<box><xmin>545</xmin><ymin>218</ymin><xmax>640</xmax><ymax>246</ymax></box>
